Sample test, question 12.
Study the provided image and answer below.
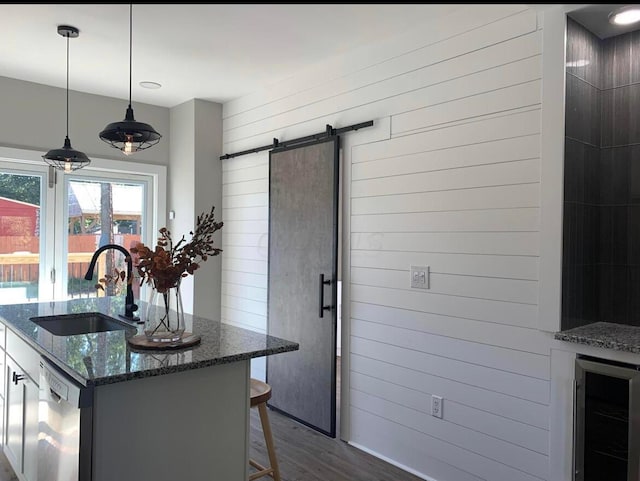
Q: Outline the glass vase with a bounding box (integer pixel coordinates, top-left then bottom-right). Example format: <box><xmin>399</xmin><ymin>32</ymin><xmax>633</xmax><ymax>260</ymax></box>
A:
<box><xmin>144</xmin><ymin>280</ymin><xmax>185</xmax><ymax>342</ymax></box>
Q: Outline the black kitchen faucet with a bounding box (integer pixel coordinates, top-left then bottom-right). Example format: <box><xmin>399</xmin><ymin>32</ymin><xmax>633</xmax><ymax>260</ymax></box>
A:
<box><xmin>84</xmin><ymin>244</ymin><xmax>139</xmax><ymax>322</ymax></box>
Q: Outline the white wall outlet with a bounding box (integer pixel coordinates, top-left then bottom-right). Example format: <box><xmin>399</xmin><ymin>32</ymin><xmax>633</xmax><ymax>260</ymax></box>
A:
<box><xmin>410</xmin><ymin>265</ymin><xmax>430</xmax><ymax>289</ymax></box>
<box><xmin>431</xmin><ymin>395</ymin><xmax>443</xmax><ymax>418</ymax></box>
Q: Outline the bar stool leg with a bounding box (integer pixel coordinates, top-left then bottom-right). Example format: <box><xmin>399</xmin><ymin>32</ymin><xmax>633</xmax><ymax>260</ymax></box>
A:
<box><xmin>258</xmin><ymin>403</ymin><xmax>281</xmax><ymax>481</ymax></box>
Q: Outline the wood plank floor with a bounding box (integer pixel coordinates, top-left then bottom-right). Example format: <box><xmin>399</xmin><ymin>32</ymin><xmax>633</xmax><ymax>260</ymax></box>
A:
<box><xmin>249</xmin><ymin>407</ymin><xmax>424</xmax><ymax>481</ymax></box>
<box><xmin>250</xmin><ymin>356</ymin><xmax>423</xmax><ymax>481</ymax></box>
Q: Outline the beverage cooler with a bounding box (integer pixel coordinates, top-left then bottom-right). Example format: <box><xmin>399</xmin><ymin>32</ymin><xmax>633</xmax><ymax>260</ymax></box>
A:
<box><xmin>574</xmin><ymin>355</ymin><xmax>640</xmax><ymax>481</ymax></box>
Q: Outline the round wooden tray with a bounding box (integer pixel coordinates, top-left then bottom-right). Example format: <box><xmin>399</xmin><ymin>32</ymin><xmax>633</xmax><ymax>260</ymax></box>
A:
<box><xmin>127</xmin><ymin>332</ymin><xmax>201</xmax><ymax>351</ymax></box>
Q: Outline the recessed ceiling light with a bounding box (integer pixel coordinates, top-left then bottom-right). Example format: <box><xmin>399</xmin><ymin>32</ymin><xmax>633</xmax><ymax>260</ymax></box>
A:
<box><xmin>139</xmin><ymin>81</ymin><xmax>161</xmax><ymax>90</ymax></box>
<box><xmin>609</xmin><ymin>5</ymin><xmax>640</xmax><ymax>25</ymax></box>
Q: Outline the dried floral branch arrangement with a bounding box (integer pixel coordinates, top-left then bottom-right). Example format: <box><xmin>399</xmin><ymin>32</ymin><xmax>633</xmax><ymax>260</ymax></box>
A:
<box><xmin>131</xmin><ymin>206</ymin><xmax>224</xmax><ymax>293</ymax></box>
<box><xmin>94</xmin><ymin>268</ymin><xmax>127</xmax><ymax>295</ymax></box>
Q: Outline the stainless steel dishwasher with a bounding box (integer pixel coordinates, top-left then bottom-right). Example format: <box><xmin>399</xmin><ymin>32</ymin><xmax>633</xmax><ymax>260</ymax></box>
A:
<box><xmin>38</xmin><ymin>357</ymin><xmax>93</xmax><ymax>481</ymax></box>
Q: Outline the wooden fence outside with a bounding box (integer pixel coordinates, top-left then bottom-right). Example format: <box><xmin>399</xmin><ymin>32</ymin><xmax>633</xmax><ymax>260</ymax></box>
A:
<box><xmin>0</xmin><ymin>234</ymin><xmax>141</xmax><ymax>284</ymax></box>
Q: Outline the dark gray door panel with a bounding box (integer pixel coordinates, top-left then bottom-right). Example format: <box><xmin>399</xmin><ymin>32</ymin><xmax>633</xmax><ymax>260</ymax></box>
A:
<box><xmin>267</xmin><ymin>137</ymin><xmax>339</xmax><ymax>437</ymax></box>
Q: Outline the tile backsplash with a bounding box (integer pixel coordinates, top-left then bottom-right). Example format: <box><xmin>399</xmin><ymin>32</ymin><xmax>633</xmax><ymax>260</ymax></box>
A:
<box><xmin>563</xmin><ymin>18</ymin><xmax>640</xmax><ymax>329</ymax></box>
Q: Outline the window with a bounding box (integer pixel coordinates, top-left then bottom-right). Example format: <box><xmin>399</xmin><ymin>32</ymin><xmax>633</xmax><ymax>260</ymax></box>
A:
<box><xmin>0</xmin><ymin>146</ymin><xmax>166</xmax><ymax>303</ymax></box>
<box><xmin>0</xmin><ymin>164</ymin><xmax>51</xmax><ymax>302</ymax></box>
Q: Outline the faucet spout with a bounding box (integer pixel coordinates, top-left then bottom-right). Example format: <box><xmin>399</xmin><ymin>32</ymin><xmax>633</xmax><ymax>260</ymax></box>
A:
<box><xmin>84</xmin><ymin>244</ymin><xmax>139</xmax><ymax>322</ymax></box>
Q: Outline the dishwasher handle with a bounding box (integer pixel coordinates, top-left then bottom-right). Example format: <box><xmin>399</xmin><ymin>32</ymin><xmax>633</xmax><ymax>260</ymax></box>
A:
<box><xmin>41</xmin><ymin>361</ymin><xmax>71</xmax><ymax>402</ymax></box>
<box><xmin>40</xmin><ymin>358</ymin><xmax>89</xmax><ymax>409</ymax></box>
<box><xmin>49</xmin><ymin>388</ymin><xmax>62</xmax><ymax>403</ymax></box>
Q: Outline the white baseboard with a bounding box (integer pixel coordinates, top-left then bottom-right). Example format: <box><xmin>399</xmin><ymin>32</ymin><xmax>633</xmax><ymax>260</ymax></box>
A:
<box><xmin>347</xmin><ymin>441</ymin><xmax>438</xmax><ymax>481</ymax></box>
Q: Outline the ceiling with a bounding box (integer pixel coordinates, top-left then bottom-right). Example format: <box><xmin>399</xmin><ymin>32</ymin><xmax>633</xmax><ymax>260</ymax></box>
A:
<box><xmin>568</xmin><ymin>4</ymin><xmax>640</xmax><ymax>39</ymax></box>
<box><xmin>0</xmin><ymin>3</ymin><xmax>465</xmax><ymax>109</ymax></box>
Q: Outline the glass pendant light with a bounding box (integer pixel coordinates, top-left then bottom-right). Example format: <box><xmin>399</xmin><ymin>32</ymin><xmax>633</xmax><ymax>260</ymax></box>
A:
<box><xmin>99</xmin><ymin>3</ymin><xmax>161</xmax><ymax>155</ymax></box>
<box><xmin>42</xmin><ymin>25</ymin><xmax>91</xmax><ymax>173</ymax></box>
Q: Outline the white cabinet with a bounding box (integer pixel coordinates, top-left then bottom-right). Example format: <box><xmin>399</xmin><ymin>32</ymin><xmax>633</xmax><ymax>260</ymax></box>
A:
<box><xmin>4</xmin><ymin>331</ymin><xmax>39</xmax><ymax>481</ymax></box>
<box><xmin>0</xmin><ymin>320</ymin><xmax>6</xmax><ymax>447</ymax></box>
<box><xmin>5</xmin><ymin>356</ymin><xmax>22</xmax><ymax>471</ymax></box>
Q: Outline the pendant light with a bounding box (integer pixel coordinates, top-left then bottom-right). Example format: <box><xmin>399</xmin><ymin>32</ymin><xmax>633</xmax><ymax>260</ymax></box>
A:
<box><xmin>42</xmin><ymin>25</ymin><xmax>91</xmax><ymax>172</ymax></box>
<box><xmin>99</xmin><ymin>3</ymin><xmax>161</xmax><ymax>155</ymax></box>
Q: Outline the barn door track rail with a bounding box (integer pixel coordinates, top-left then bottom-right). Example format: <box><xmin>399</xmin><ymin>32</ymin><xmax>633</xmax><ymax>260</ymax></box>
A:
<box><xmin>219</xmin><ymin>120</ymin><xmax>374</xmax><ymax>160</ymax></box>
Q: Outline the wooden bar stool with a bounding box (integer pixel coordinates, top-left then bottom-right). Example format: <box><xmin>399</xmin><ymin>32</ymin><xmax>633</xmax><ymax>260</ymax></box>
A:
<box><xmin>249</xmin><ymin>378</ymin><xmax>281</xmax><ymax>481</ymax></box>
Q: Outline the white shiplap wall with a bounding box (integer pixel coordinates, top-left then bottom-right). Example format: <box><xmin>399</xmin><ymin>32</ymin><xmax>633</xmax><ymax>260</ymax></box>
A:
<box><xmin>222</xmin><ymin>5</ymin><xmax>552</xmax><ymax>481</ymax></box>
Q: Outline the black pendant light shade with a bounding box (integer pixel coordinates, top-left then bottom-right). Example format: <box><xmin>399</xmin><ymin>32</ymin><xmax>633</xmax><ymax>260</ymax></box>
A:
<box><xmin>99</xmin><ymin>4</ymin><xmax>161</xmax><ymax>155</ymax></box>
<box><xmin>99</xmin><ymin>105</ymin><xmax>161</xmax><ymax>154</ymax></box>
<box><xmin>43</xmin><ymin>137</ymin><xmax>91</xmax><ymax>172</ymax></box>
<box><xmin>43</xmin><ymin>25</ymin><xmax>91</xmax><ymax>172</ymax></box>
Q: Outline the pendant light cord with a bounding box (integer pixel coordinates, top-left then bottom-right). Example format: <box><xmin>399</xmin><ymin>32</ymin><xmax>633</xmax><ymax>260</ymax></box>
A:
<box><xmin>44</xmin><ymin>24</ymin><xmax>90</xmax><ymax>170</ymax></box>
<box><xmin>66</xmin><ymin>31</ymin><xmax>70</xmax><ymax>139</ymax></box>
<box><xmin>129</xmin><ymin>3</ymin><xmax>132</xmax><ymax>108</ymax></box>
<box><xmin>97</xmin><ymin>4</ymin><xmax>161</xmax><ymax>152</ymax></box>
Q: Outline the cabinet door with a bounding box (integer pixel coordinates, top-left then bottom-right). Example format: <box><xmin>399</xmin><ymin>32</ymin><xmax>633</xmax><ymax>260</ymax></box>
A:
<box><xmin>0</xmin><ymin>348</ymin><xmax>5</xmax><ymax>447</ymax></box>
<box><xmin>4</xmin><ymin>357</ymin><xmax>24</xmax><ymax>475</ymax></box>
<box><xmin>23</xmin><ymin>378</ymin><xmax>38</xmax><ymax>481</ymax></box>
<box><xmin>0</xmin><ymin>394</ymin><xmax>4</xmax><ymax>449</ymax></box>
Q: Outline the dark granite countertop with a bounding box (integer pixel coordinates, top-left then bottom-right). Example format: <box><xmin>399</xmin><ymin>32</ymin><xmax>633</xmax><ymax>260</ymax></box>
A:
<box><xmin>555</xmin><ymin>321</ymin><xmax>640</xmax><ymax>354</ymax></box>
<box><xmin>0</xmin><ymin>298</ymin><xmax>298</xmax><ymax>387</ymax></box>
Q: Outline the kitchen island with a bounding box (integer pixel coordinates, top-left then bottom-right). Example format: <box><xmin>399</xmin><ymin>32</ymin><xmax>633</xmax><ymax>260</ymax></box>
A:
<box><xmin>0</xmin><ymin>297</ymin><xmax>299</xmax><ymax>481</ymax></box>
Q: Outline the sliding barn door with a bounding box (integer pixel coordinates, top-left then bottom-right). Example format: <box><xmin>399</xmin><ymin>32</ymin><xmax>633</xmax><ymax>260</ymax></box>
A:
<box><xmin>267</xmin><ymin>136</ymin><xmax>339</xmax><ymax>437</ymax></box>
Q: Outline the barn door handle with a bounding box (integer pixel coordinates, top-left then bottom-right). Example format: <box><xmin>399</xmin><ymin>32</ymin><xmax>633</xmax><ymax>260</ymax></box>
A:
<box><xmin>319</xmin><ymin>274</ymin><xmax>332</xmax><ymax>318</ymax></box>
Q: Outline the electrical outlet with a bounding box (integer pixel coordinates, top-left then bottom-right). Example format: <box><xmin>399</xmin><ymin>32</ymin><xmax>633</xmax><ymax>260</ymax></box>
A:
<box><xmin>410</xmin><ymin>265</ymin><xmax>430</xmax><ymax>289</ymax></box>
<box><xmin>431</xmin><ymin>395</ymin><xmax>443</xmax><ymax>418</ymax></box>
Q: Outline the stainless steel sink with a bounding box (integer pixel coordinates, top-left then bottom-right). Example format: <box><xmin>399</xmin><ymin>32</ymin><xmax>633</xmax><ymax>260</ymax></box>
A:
<box><xmin>30</xmin><ymin>312</ymin><xmax>136</xmax><ymax>336</ymax></box>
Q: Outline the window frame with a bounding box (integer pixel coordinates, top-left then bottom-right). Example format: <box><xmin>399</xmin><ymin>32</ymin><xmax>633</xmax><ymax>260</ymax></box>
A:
<box><xmin>0</xmin><ymin>145</ymin><xmax>166</xmax><ymax>302</ymax></box>
<box><xmin>0</xmin><ymin>158</ymin><xmax>55</xmax><ymax>301</ymax></box>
